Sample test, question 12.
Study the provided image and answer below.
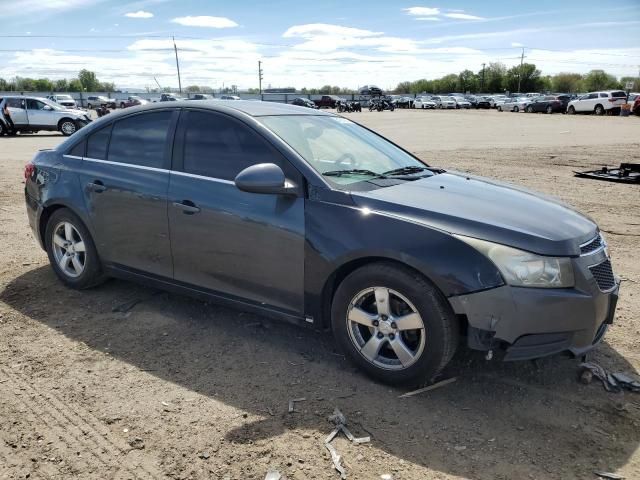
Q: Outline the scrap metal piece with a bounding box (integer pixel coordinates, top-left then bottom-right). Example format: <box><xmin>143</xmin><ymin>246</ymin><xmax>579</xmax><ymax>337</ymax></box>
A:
<box><xmin>288</xmin><ymin>397</ymin><xmax>306</xmax><ymax>413</ymax></box>
<box><xmin>398</xmin><ymin>377</ymin><xmax>457</xmax><ymax>398</ymax></box>
<box><xmin>340</xmin><ymin>425</ymin><xmax>370</xmax><ymax>444</ymax></box>
<box><xmin>580</xmin><ymin>362</ymin><xmax>620</xmax><ymax>392</ymax></box>
<box><xmin>325</xmin><ymin>426</ymin><xmax>341</xmax><ymax>445</ymax></box>
<box><xmin>574</xmin><ymin>163</ymin><xmax>640</xmax><ymax>184</ymax></box>
<box><xmin>325</xmin><ymin>442</ymin><xmax>347</xmax><ymax>479</ymax></box>
<box><xmin>265</xmin><ymin>471</ymin><xmax>282</xmax><ymax>480</ymax></box>
<box><xmin>594</xmin><ymin>471</ymin><xmax>625</xmax><ymax>480</ymax></box>
<box><xmin>328</xmin><ymin>408</ymin><xmax>347</xmax><ymax>426</ymax></box>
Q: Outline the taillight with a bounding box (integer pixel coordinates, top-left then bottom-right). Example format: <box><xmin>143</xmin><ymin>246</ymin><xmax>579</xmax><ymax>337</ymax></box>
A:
<box><xmin>608</xmin><ymin>98</ymin><xmax>620</xmax><ymax>102</ymax></box>
<box><xmin>24</xmin><ymin>162</ymin><xmax>35</xmax><ymax>181</ymax></box>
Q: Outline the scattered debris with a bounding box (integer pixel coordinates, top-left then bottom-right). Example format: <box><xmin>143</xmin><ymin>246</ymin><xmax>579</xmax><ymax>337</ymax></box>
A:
<box><xmin>380</xmin><ymin>475</ymin><xmax>393</xmax><ymax>480</ymax></box>
<box><xmin>579</xmin><ymin>362</ymin><xmax>640</xmax><ymax>393</ymax></box>
<box><xmin>324</xmin><ymin>409</ymin><xmax>371</xmax><ymax>478</ymax></box>
<box><xmin>198</xmin><ymin>452</ymin><xmax>210</xmax><ymax>460</ymax></box>
<box><xmin>398</xmin><ymin>377</ymin><xmax>457</xmax><ymax>398</ymax></box>
<box><xmin>574</xmin><ymin>163</ymin><xmax>640</xmax><ymax>184</ymax></box>
<box><xmin>264</xmin><ymin>471</ymin><xmax>282</xmax><ymax>480</ymax></box>
<box><xmin>112</xmin><ymin>291</ymin><xmax>163</xmax><ymax>313</ymax></box>
<box><xmin>128</xmin><ymin>437</ymin><xmax>145</xmax><ymax>450</ymax></box>
<box><xmin>594</xmin><ymin>471</ymin><xmax>625</xmax><ymax>480</ymax></box>
<box><xmin>288</xmin><ymin>397</ymin><xmax>306</xmax><ymax>413</ymax></box>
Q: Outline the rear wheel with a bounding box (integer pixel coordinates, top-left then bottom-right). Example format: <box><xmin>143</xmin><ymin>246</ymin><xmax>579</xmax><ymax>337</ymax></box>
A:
<box><xmin>120</xmin><ymin>102</ymin><xmax>126</xmax><ymax>109</ymax></box>
<box><xmin>594</xmin><ymin>104</ymin><xmax>605</xmax><ymax>115</ymax></box>
<box><xmin>497</xmin><ymin>106</ymin><xmax>503</xmax><ymax>112</ymax></box>
<box><xmin>546</xmin><ymin>105</ymin><xmax>553</xmax><ymax>114</ymax></box>
<box><xmin>331</xmin><ymin>262</ymin><xmax>459</xmax><ymax>386</ymax></box>
<box><xmin>514</xmin><ymin>106</ymin><xmax>519</xmax><ymax>113</ymax></box>
<box><xmin>45</xmin><ymin>208</ymin><xmax>105</xmax><ymax>289</ymax></box>
<box><xmin>526</xmin><ymin>106</ymin><xmax>534</xmax><ymax>113</ymax></box>
<box><xmin>568</xmin><ymin>106</ymin><xmax>576</xmax><ymax>115</ymax></box>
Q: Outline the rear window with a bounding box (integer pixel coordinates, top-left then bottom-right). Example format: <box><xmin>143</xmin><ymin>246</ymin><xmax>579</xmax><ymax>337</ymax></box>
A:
<box><xmin>611</xmin><ymin>91</ymin><xmax>627</xmax><ymax>98</ymax></box>
<box><xmin>108</xmin><ymin>111</ymin><xmax>172</xmax><ymax>168</ymax></box>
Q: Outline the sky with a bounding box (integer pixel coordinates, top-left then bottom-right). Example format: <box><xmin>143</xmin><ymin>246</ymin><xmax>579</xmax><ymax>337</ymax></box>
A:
<box><xmin>1</xmin><ymin>0</ymin><xmax>639</xmax><ymax>91</ymax></box>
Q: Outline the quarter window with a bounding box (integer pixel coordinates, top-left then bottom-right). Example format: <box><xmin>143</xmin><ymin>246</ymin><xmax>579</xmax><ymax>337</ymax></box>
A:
<box><xmin>68</xmin><ymin>140</ymin><xmax>86</xmax><ymax>157</ymax></box>
<box><xmin>6</xmin><ymin>98</ymin><xmax>25</xmax><ymax>109</ymax></box>
<box><xmin>86</xmin><ymin>124</ymin><xmax>112</xmax><ymax>160</ymax></box>
<box><xmin>108</xmin><ymin>111</ymin><xmax>172</xmax><ymax>168</ymax></box>
<box><xmin>181</xmin><ymin>110</ymin><xmax>284</xmax><ymax>181</ymax></box>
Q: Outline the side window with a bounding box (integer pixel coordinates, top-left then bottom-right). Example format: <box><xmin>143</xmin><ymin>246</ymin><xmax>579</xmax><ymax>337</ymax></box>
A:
<box><xmin>26</xmin><ymin>99</ymin><xmax>45</xmax><ymax>110</ymax></box>
<box><xmin>7</xmin><ymin>98</ymin><xmax>25</xmax><ymax>109</ymax></box>
<box><xmin>588</xmin><ymin>93</ymin><xmax>598</xmax><ymax>99</ymax></box>
<box><xmin>68</xmin><ymin>140</ymin><xmax>86</xmax><ymax>157</ymax></box>
<box><xmin>599</xmin><ymin>93</ymin><xmax>608</xmax><ymax>98</ymax></box>
<box><xmin>87</xmin><ymin>124</ymin><xmax>112</xmax><ymax>160</ymax></box>
<box><xmin>108</xmin><ymin>111</ymin><xmax>172</xmax><ymax>168</ymax></box>
<box><xmin>181</xmin><ymin>110</ymin><xmax>286</xmax><ymax>181</ymax></box>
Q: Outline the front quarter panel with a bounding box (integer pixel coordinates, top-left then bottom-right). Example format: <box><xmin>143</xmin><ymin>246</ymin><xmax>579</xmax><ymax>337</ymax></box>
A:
<box><xmin>305</xmin><ymin>191</ymin><xmax>504</xmax><ymax>321</ymax></box>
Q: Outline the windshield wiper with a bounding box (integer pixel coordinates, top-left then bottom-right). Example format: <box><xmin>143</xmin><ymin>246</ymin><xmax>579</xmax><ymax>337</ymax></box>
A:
<box><xmin>323</xmin><ymin>169</ymin><xmax>386</xmax><ymax>178</ymax></box>
<box><xmin>382</xmin><ymin>166</ymin><xmax>430</xmax><ymax>176</ymax></box>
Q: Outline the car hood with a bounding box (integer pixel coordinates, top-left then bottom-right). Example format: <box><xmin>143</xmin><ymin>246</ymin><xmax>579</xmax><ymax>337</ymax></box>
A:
<box><xmin>350</xmin><ymin>171</ymin><xmax>596</xmax><ymax>256</ymax></box>
<box><xmin>59</xmin><ymin>108</ymin><xmax>87</xmax><ymax>116</ymax></box>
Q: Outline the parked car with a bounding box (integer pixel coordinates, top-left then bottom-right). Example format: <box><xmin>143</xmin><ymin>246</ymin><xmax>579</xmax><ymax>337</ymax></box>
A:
<box><xmin>394</xmin><ymin>96</ymin><xmax>414</xmax><ymax>109</ymax></box>
<box><xmin>159</xmin><ymin>94</ymin><xmax>185</xmax><ymax>102</ymax></box>
<box><xmin>291</xmin><ymin>97</ymin><xmax>318</xmax><ymax>109</ymax></box>
<box><xmin>220</xmin><ymin>95</ymin><xmax>241</xmax><ymax>100</ymax></box>
<box><xmin>313</xmin><ymin>95</ymin><xmax>342</xmax><ymax>109</ymax></box>
<box><xmin>87</xmin><ymin>96</ymin><xmax>116</xmax><ymax>109</ymax></box>
<box><xmin>451</xmin><ymin>96</ymin><xmax>471</xmax><ymax>109</ymax></box>
<box><xmin>484</xmin><ymin>96</ymin><xmax>507</xmax><ymax>108</ymax></box>
<box><xmin>46</xmin><ymin>94</ymin><xmax>77</xmax><ymax>108</ymax></box>
<box><xmin>629</xmin><ymin>93</ymin><xmax>640</xmax><ymax>115</ymax></box>
<box><xmin>431</xmin><ymin>96</ymin><xmax>456</xmax><ymax>109</ymax></box>
<box><xmin>24</xmin><ymin>100</ymin><xmax>619</xmax><ymax>385</ymax></box>
<box><xmin>526</xmin><ymin>95</ymin><xmax>571</xmax><ymax>114</ymax></box>
<box><xmin>0</xmin><ymin>96</ymin><xmax>90</xmax><ymax>136</ymax></box>
<box><xmin>498</xmin><ymin>97</ymin><xmax>529</xmax><ymax>112</ymax></box>
<box><xmin>414</xmin><ymin>96</ymin><xmax>436</xmax><ymax>109</ymax></box>
<box><xmin>120</xmin><ymin>96</ymin><xmax>149</xmax><ymax>108</ymax></box>
<box><xmin>188</xmin><ymin>94</ymin><xmax>214</xmax><ymax>100</ymax></box>
<box><xmin>359</xmin><ymin>85</ymin><xmax>383</xmax><ymax>96</ymax></box>
<box><xmin>474</xmin><ymin>97</ymin><xmax>492</xmax><ymax>109</ymax></box>
<box><xmin>567</xmin><ymin>91</ymin><xmax>629</xmax><ymax>115</ymax></box>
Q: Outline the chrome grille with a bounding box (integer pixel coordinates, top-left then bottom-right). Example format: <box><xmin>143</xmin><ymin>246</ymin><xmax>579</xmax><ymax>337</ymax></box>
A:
<box><xmin>589</xmin><ymin>260</ymin><xmax>616</xmax><ymax>292</ymax></box>
<box><xmin>580</xmin><ymin>234</ymin><xmax>603</xmax><ymax>255</ymax></box>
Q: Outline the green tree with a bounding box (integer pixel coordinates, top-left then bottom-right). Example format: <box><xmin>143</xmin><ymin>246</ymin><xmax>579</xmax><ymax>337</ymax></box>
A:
<box><xmin>504</xmin><ymin>63</ymin><xmax>542</xmax><ymax>93</ymax></box>
<box><xmin>457</xmin><ymin>69</ymin><xmax>478</xmax><ymax>93</ymax></box>
<box><xmin>583</xmin><ymin>70</ymin><xmax>618</xmax><ymax>91</ymax></box>
<box><xmin>101</xmin><ymin>82</ymin><xmax>115</xmax><ymax>92</ymax></box>
<box><xmin>54</xmin><ymin>79</ymin><xmax>69</xmax><ymax>91</ymax></box>
<box><xmin>78</xmin><ymin>69</ymin><xmax>100</xmax><ymax>91</ymax></box>
<box><xmin>551</xmin><ymin>73</ymin><xmax>583</xmax><ymax>93</ymax></box>
<box><xmin>620</xmin><ymin>76</ymin><xmax>640</xmax><ymax>91</ymax></box>
<box><xmin>68</xmin><ymin>79</ymin><xmax>84</xmax><ymax>92</ymax></box>
<box><xmin>33</xmin><ymin>78</ymin><xmax>54</xmax><ymax>91</ymax></box>
<box><xmin>318</xmin><ymin>85</ymin><xmax>332</xmax><ymax>94</ymax></box>
<box><xmin>394</xmin><ymin>81</ymin><xmax>412</xmax><ymax>93</ymax></box>
<box><xmin>186</xmin><ymin>85</ymin><xmax>201</xmax><ymax>93</ymax></box>
<box><xmin>0</xmin><ymin>78</ymin><xmax>9</xmax><ymax>90</ymax></box>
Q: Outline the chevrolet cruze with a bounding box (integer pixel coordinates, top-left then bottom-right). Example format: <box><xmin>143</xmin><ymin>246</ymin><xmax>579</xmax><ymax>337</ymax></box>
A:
<box><xmin>24</xmin><ymin>101</ymin><xmax>619</xmax><ymax>385</ymax></box>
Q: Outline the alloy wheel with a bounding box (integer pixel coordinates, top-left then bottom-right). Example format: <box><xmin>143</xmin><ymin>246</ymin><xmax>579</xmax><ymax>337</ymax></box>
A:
<box><xmin>346</xmin><ymin>287</ymin><xmax>426</xmax><ymax>370</ymax></box>
<box><xmin>61</xmin><ymin>121</ymin><xmax>76</xmax><ymax>135</ymax></box>
<box><xmin>52</xmin><ymin>221</ymin><xmax>86</xmax><ymax>278</ymax></box>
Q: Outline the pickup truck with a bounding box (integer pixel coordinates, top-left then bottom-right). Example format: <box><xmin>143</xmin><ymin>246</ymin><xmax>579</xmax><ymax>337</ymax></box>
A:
<box><xmin>0</xmin><ymin>96</ymin><xmax>90</xmax><ymax>136</ymax></box>
<box><xmin>313</xmin><ymin>95</ymin><xmax>342</xmax><ymax>108</ymax></box>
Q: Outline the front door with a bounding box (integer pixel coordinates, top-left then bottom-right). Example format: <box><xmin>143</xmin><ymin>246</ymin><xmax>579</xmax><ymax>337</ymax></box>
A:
<box><xmin>78</xmin><ymin>110</ymin><xmax>177</xmax><ymax>277</ymax></box>
<box><xmin>25</xmin><ymin>98</ymin><xmax>55</xmax><ymax>127</ymax></box>
<box><xmin>168</xmin><ymin>109</ymin><xmax>305</xmax><ymax>315</ymax></box>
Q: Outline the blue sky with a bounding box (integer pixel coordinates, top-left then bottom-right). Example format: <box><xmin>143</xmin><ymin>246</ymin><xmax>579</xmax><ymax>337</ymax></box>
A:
<box><xmin>1</xmin><ymin>0</ymin><xmax>639</xmax><ymax>90</ymax></box>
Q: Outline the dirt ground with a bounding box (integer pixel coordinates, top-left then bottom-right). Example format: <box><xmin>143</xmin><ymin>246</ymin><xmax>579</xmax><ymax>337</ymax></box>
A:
<box><xmin>1</xmin><ymin>109</ymin><xmax>639</xmax><ymax>480</ymax></box>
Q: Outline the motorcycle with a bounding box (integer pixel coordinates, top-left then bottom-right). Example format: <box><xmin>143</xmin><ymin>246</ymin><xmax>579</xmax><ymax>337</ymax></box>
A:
<box><xmin>336</xmin><ymin>100</ymin><xmax>362</xmax><ymax>113</ymax></box>
<box><xmin>368</xmin><ymin>98</ymin><xmax>395</xmax><ymax>112</ymax></box>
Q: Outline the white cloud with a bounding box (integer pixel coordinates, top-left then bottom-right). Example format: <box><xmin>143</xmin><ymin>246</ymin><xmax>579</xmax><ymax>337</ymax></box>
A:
<box><xmin>2</xmin><ymin>0</ymin><xmax>105</xmax><ymax>17</ymax></box>
<box><xmin>511</xmin><ymin>42</ymin><xmax>524</xmax><ymax>47</ymax></box>
<box><xmin>416</xmin><ymin>17</ymin><xmax>441</xmax><ymax>21</ymax></box>
<box><xmin>283</xmin><ymin>23</ymin><xmax>382</xmax><ymax>39</ymax></box>
<box><xmin>171</xmin><ymin>16</ymin><xmax>238</xmax><ymax>28</ymax></box>
<box><xmin>403</xmin><ymin>7</ymin><xmax>440</xmax><ymax>16</ymax></box>
<box><xmin>125</xmin><ymin>10</ymin><xmax>153</xmax><ymax>18</ymax></box>
<box><xmin>443</xmin><ymin>12</ymin><xmax>484</xmax><ymax>20</ymax></box>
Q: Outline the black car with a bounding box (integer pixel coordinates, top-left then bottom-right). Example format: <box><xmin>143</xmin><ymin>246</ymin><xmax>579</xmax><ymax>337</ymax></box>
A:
<box><xmin>24</xmin><ymin>101</ymin><xmax>619</xmax><ymax>386</ymax></box>
<box><xmin>525</xmin><ymin>95</ymin><xmax>571</xmax><ymax>114</ymax></box>
<box><xmin>394</xmin><ymin>97</ymin><xmax>414</xmax><ymax>109</ymax></box>
<box><xmin>475</xmin><ymin>97</ymin><xmax>492</xmax><ymax>109</ymax></box>
<box><xmin>359</xmin><ymin>85</ymin><xmax>383</xmax><ymax>96</ymax></box>
<box><xmin>291</xmin><ymin>97</ymin><xmax>318</xmax><ymax>109</ymax></box>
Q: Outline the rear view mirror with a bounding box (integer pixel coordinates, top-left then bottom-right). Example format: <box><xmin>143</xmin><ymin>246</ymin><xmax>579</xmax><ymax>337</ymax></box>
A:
<box><xmin>234</xmin><ymin>163</ymin><xmax>297</xmax><ymax>195</ymax></box>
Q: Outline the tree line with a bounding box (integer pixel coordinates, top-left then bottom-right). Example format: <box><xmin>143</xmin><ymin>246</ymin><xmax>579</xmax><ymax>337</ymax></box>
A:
<box><xmin>0</xmin><ymin>70</ymin><xmax>115</xmax><ymax>93</ymax></box>
<box><xmin>394</xmin><ymin>64</ymin><xmax>639</xmax><ymax>95</ymax></box>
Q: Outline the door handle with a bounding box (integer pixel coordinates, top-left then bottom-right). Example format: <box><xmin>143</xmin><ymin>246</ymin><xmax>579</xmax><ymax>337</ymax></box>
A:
<box><xmin>172</xmin><ymin>200</ymin><xmax>201</xmax><ymax>214</ymax></box>
<box><xmin>87</xmin><ymin>180</ymin><xmax>106</xmax><ymax>193</ymax></box>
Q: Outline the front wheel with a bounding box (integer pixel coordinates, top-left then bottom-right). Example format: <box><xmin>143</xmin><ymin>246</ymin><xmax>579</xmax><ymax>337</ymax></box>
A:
<box><xmin>498</xmin><ymin>106</ymin><xmax>502</xmax><ymax>112</ymax></box>
<box><xmin>45</xmin><ymin>208</ymin><xmax>106</xmax><ymax>289</ymax></box>
<box><xmin>514</xmin><ymin>106</ymin><xmax>519</xmax><ymax>113</ymax></box>
<box><xmin>59</xmin><ymin>119</ymin><xmax>77</xmax><ymax>136</ymax></box>
<box><xmin>567</xmin><ymin>106</ymin><xmax>576</xmax><ymax>115</ymax></box>
<box><xmin>526</xmin><ymin>106</ymin><xmax>533</xmax><ymax>113</ymax></box>
<box><xmin>546</xmin><ymin>105</ymin><xmax>553</xmax><ymax>114</ymax></box>
<box><xmin>331</xmin><ymin>263</ymin><xmax>459</xmax><ymax>386</ymax></box>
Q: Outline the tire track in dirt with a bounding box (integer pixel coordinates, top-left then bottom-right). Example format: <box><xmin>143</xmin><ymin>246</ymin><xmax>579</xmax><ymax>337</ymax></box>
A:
<box><xmin>1</xmin><ymin>367</ymin><xmax>162</xmax><ymax>479</ymax></box>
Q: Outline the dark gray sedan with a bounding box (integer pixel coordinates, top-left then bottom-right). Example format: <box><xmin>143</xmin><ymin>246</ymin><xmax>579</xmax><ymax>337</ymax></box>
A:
<box><xmin>24</xmin><ymin>101</ymin><xmax>619</xmax><ymax>386</ymax></box>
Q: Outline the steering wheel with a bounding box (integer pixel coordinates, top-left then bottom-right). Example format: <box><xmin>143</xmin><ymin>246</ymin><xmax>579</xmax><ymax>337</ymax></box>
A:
<box><xmin>335</xmin><ymin>152</ymin><xmax>357</xmax><ymax>168</ymax></box>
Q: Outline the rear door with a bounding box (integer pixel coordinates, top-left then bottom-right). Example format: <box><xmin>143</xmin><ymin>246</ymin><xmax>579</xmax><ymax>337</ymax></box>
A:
<box><xmin>578</xmin><ymin>93</ymin><xmax>598</xmax><ymax>112</ymax></box>
<box><xmin>167</xmin><ymin>109</ymin><xmax>305</xmax><ymax>314</ymax></box>
<box><xmin>78</xmin><ymin>109</ymin><xmax>178</xmax><ymax>277</ymax></box>
<box><xmin>5</xmin><ymin>98</ymin><xmax>28</xmax><ymax>126</ymax></box>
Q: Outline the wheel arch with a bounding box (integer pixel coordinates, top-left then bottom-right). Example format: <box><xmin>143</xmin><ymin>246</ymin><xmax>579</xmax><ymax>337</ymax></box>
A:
<box><xmin>57</xmin><ymin>117</ymin><xmax>77</xmax><ymax>130</ymax></box>
<box><xmin>318</xmin><ymin>255</ymin><xmax>449</xmax><ymax>329</ymax></box>
<box><xmin>39</xmin><ymin>202</ymin><xmax>92</xmax><ymax>251</ymax></box>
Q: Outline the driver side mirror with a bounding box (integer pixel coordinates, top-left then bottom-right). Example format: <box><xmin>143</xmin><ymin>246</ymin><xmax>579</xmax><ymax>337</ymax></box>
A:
<box><xmin>234</xmin><ymin>163</ymin><xmax>298</xmax><ymax>195</ymax></box>
<box><xmin>43</xmin><ymin>105</ymin><xmax>53</xmax><ymax>111</ymax></box>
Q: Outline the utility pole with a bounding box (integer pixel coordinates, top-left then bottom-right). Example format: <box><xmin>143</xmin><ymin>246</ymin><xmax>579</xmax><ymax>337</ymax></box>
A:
<box><xmin>173</xmin><ymin>36</ymin><xmax>182</xmax><ymax>94</ymax></box>
<box><xmin>481</xmin><ymin>63</ymin><xmax>486</xmax><ymax>92</ymax></box>
<box><xmin>258</xmin><ymin>61</ymin><xmax>263</xmax><ymax>94</ymax></box>
<box><xmin>517</xmin><ymin>47</ymin><xmax>525</xmax><ymax>94</ymax></box>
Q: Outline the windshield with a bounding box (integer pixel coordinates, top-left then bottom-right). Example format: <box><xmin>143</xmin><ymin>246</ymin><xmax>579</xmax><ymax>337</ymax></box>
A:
<box><xmin>57</xmin><ymin>95</ymin><xmax>72</xmax><ymax>100</ymax></box>
<box><xmin>42</xmin><ymin>98</ymin><xmax>65</xmax><ymax>110</ymax></box>
<box><xmin>259</xmin><ymin>115</ymin><xmax>430</xmax><ymax>187</ymax></box>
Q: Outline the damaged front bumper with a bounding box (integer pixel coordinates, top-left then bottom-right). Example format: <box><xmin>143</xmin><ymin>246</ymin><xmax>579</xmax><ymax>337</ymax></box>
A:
<box><xmin>448</xmin><ymin>239</ymin><xmax>619</xmax><ymax>361</ymax></box>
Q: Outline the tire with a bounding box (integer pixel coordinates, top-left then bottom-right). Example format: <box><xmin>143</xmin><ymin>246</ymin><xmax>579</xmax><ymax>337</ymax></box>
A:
<box><xmin>87</xmin><ymin>103</ymin><xmax>94</xmax><ymax>109</ymax></box>
<box><xmin>514</xmin><ymin>106</ymin><xmax>519</xmax><ymax>113</ymax></box>
<box><xmin>594</xmin><ymin>104</ymin><xmax>604</xmax><ymax>115</ymax></box>
<box><xmin>498</xmin><ymin>106</ymin><xmax>502</xmax><ymax>112</ymax></box>
<box><xmin>120</xmin><ymin>102</ymin><xmax>126</xmax><ymax>109</ymax></box>
<box><xmin>546</xmin><ymin>105</ymin><xmax>553</xmax><ymax>114</ymax></box>
<box><xmin>0</xmin><ymin>121</ymin><xmax>5</xmax><ymax>136</ymax></box>
<box><xmin>567</xmin><ymin>106</ymin><xmax>575</xmax><ymax>115</ymax></box>
<box><xmin>331</xmin><ymin>262</ymin><xmax>459</xmax><ymax>386</ymax></box>
<box><xmin>58</xmin><ymin>119</ymin><xmax>77</xmax><ymax>136</ymax></box>
<box><xmin>44</xmin><ymin>208</ymin><xmax>106</xmax><ymax>289</ymax></box>
<box><xmin>526</xmin><ymin>106</ymin><xmax>533</xmax><ymax>113</ymax></box>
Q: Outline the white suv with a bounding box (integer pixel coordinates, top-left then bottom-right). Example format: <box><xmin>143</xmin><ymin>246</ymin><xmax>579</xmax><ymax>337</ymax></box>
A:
<box><xmin>0</xmin><ymin>96</ymin><xmax>91</xmax><ymax>136</ymax></box>
<box><xmin>567</xmin><ymin>90</ymin><xmax>628</xmax><ymax>115</ymax></box>
<box><xmin>46</xmin><ymin>94</ymin><xmax>77</xmax><ymax>108</ymax></box>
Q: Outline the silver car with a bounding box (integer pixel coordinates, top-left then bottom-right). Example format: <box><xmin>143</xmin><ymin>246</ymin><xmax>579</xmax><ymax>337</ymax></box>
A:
<box><xmin>46</xmin><ymin>94</ymin><xmax>77</xmax><ymax>108</ymax></box>
<box><xmin>451</xmin><ymin>96</ymin><xmax>471</xmax><ymax>109</ymax></box>
<box><xmin>498</xmin><ymin>97</ymin><xmax>530</xmax><ymax>112</ymax></box>
<box><xmin>431</xmin><ymin>96</ymin><xmax>456</xmax><ymax>109</ymax></box>
<box><xmin>0</xmin><ymin>96</ymin><xmax>91</xmax><ymax>136</ymax></box>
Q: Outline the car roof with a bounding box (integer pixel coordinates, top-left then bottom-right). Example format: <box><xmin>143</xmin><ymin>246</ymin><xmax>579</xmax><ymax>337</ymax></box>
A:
<box><xmin>111</xmin><ymin>99</ymin><xmax>333</xmax><ymax>117</ymax></box>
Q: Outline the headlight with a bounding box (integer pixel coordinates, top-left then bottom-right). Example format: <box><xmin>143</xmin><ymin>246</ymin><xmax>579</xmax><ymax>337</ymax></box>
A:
<box><xmin>455</xmin><ymin>235</ymin><xmax>575</xmax><ymax>288</ymax></box>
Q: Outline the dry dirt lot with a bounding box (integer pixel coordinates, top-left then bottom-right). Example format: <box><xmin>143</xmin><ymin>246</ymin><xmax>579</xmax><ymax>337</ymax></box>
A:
<box><xmin>1</xmin><ymin>109</ymin><xmax>639</xmax><ymax>480</ymax></box>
